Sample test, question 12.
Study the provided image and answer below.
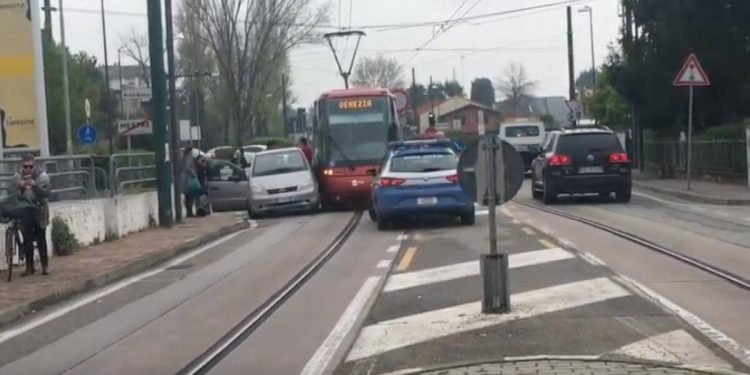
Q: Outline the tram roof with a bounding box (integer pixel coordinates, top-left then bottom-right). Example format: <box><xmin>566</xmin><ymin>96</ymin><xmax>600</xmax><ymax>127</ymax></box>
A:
<box><xmin>319</xmin><ymin>87</ymin><xmax>393</xmax><ymax>100</ymax></box>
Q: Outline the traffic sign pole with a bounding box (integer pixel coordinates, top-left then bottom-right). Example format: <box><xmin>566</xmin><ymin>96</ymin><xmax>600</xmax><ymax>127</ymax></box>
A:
<box><xmin>687</xmin><ymin>85</ymin><xmax>694</xmax><ymax>191</ymax></box>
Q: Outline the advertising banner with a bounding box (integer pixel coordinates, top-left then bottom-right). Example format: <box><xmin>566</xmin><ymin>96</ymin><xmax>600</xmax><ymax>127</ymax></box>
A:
<box><xmin>0</xmin><ymin>0</ymin><xmax>49</xmax><ymax>156</ymax></box>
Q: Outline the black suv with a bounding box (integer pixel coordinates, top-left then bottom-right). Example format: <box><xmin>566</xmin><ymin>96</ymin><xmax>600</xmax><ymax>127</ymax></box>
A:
<box><xmin>531</xmin><ymin>127</ymin><xmax>631</xmax><ymax>204</ymax></box>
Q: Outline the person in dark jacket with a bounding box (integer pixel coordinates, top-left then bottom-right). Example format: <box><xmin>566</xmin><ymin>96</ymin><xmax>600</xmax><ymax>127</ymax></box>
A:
<box><xmin>10</xmin><ymin>154</ymin><xmax>51</xmax><ymax>276</ymax></box>
<box><xmin>181</xmin><ymin>147</ymin><xmax>198</xmax><ymax>217</ymax></box>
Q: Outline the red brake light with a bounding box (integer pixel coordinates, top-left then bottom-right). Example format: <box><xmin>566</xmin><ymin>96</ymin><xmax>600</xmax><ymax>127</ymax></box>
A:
<box><xmin>380</xmin><ymin>177</ymin><xmax>406</xmax><ymax>186</ymax></box>
<box><xmin>549</xmin><ymin>154</ymin><xmax>572</xmax><ymax>166</ymax></box>
<box><xmin>446</xmin><ymin>175</ymin><xmax>459</xmax><ymax>183</ymax></box>
<box><xmin>609</xmin><ymin>152</ymin><xmax>629</xmax><ymax>163</ymax></box>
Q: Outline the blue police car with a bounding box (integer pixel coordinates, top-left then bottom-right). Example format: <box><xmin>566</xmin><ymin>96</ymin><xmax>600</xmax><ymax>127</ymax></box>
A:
<box><xmin>369</xmin><ymin>140</ymin><xmax>475</xmax><ymax>230</ymax></box>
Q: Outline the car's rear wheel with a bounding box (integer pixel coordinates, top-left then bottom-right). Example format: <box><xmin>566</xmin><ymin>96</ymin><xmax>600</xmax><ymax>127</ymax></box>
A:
<box><xmin>542</xmin><ymin>178</ymin><xmax>557</xmax><ymax>204</ymax></box>
<box><xmin>377</xmin><ymin>215</ymin><xmax>390</xmax><ymax>231</ymax></box>
<box><xmin>616</xmin><ymin>189</ymin><xmax>631</xmax><ymax>203</ymax></box>
<box><xmin>531</xmin><ymin>180</ymin><xmax>543</xmax><ymax>200</ymax></box>
<box><xmin>368</xmin><ymin>207</ymin><xmax>377</xmax><ymax>222</ymax></box>
<box><xmin>460</xmin><ymin>212</ymin><xmax>475</xmax><ymax>226</ymax></box>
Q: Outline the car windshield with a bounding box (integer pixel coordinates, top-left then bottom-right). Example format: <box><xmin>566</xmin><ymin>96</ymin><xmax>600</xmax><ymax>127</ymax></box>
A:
<box><xmin>252</xmin><ymin>151</ymin><xmax>307</xmax><ymax>177</ymax></box>
<box><xmin>390</xmin><ymin>152</ymin><xmax>457</xmax><ymax>173</ymax></box>
<box><xmin>505</xmin><ymin>125</ymin><xmax>541</xmax><ymax>137</ymax></box>
<box><xmin>557</xmin><ymin>133</ymin><xmax>623</xmax><ymax>154</ymax></box>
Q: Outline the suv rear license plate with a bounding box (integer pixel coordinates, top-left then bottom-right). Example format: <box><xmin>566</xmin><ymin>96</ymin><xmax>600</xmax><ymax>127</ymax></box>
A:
<box><xmin>579</xmin><ymin>166</ymin><xmax>604</xmax><ymax>174</ymax></box>
<box><xmin>417</xmin><ymin>197</ymin><xmax>438</xmax><ymax>205</ymax></box>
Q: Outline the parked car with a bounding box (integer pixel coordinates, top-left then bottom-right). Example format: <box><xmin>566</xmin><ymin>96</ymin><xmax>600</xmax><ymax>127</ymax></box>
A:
<box><xmin>370</xmin><ymin>139</ymin><xmax>475</xmax><ymax>230</ymax></box>
<box><xmin>531</xmin><ymin>126</ymin><xmax>632</xmax><ymax>204</ymax></box>
<box><xmin>248</xmin><ymin>148</ymin><xmax>319</xmax><ymax>218</ymax></box>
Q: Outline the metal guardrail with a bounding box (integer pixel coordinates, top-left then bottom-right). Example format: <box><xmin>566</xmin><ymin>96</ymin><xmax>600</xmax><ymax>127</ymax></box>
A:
<box><xmin>109</xmin><ymin>153</ymin><xmax>156</xmax><ymax>195</ymax></box>
<box><xmin>0</xmin><ymin>155</ymin><xmax>97</xmax><ymax>201</ymax></box>
<box><xmin>644</xmin><ymin>140</ymin><xmax>747</xmax><ymax>180</ymax></box>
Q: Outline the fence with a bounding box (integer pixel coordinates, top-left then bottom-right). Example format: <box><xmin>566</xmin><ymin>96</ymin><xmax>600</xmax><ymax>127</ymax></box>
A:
<box><xmin>643</xmin><ymin>140</ymin><xmax>747</xmax><ymax>182</ymax></box>
<box><xmin>0</xmin><ymin>155</ymin><xmax>103</xmax><ymax>202</ymax></box>
<box><xmin>108</xmin><ymin>153</ymin><xmax>156</xmax><ymax>195</ymax></box>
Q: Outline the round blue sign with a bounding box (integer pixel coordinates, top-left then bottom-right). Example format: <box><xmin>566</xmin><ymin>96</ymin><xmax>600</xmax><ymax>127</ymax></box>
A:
<box><xmin>78</xmin><ymin>124</ymin><xmax>97</xmax><ymax>144</ymax></box>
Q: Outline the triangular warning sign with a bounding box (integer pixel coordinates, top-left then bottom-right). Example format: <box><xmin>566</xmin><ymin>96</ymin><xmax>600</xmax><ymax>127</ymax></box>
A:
<box><xmin>673</xmin><ymin>53</ymin><xmax>710</xmax><ymax>86</ymax></box>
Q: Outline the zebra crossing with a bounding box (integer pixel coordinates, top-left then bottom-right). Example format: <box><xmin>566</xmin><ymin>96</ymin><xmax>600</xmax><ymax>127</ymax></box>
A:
<box><xmin>335</xmin><ymin>215</ymin><xmax>744</xmax><ymax>375</ymax></box>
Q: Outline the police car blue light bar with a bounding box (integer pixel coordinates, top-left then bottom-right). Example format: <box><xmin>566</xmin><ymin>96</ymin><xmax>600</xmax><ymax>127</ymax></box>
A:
<box><xmin>388</xmin><ymin>139</ymin><xmax>454</xmax><ymax>150</ymax></box>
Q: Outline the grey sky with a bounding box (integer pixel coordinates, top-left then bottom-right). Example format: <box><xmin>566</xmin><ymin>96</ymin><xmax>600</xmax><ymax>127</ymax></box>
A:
<box><xmin>52</xmin><ymin>0</ymin><xmax>620</xmax><ymax>106</ymax></box>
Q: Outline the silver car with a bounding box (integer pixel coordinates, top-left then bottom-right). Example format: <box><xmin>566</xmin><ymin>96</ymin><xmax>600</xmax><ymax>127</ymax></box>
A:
<box><xmin>248</xmin><ymin>148</ymin><xmax>319</xmax><ymax>217</ymax></box>
<box><xmin>206</xmin><ymin>159</ymin><xmax>251</xmax><ymax>212</ymax></box>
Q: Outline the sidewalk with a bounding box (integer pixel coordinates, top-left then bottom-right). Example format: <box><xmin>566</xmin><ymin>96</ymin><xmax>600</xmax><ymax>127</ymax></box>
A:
<box><xmin>633</xmin><ymin>171</ymin><xmax>750</xmax><ymax>205</ymax></box>
<box><xmin>0</xmin><ymin>213</ymin><xmax>248</xmax><ymax>328</ymax></box>
<box><xmin>336</xmin><ymin>213</ymin><xmax>748</xmax><ymax>375</ymax></box>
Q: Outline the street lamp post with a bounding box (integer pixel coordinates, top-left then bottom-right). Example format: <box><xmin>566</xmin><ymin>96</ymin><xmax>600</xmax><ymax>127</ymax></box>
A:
<box><xmin>58</xmin><ymin>0</ymin><xmax>73</xmax><ymax>155</ymax></box>
<box><xmin>578</xmin><ymin>6</ymin><xmax>596</xmax><ymax>86</ymax></box>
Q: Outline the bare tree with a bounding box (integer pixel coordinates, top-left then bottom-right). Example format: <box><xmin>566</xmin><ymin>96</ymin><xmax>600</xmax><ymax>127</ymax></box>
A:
<box><xmin>119</xmin><ymin>29</ymin><xmax>151</xmax><ymax>87</ymax></box>
<box><xmin>187</xmin><ymin>0</ymin><xmax>327</xmax><ymax>145</ymax></box>
<box><xmin>352</xmin><ymin>54</ymin><xmax>404</xmax><ymax>88</ymax></box>
<box><xmin>496</xmin><ymin>62</ymin><xmax>537</xmax><ymax>112</ymax></box>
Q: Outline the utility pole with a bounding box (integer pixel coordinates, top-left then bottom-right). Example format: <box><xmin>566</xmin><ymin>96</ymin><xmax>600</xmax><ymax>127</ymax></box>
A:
<box><xmin>43</xmin><ymin>0</ymin><xmax>53</xmax><ymax>40</ymax></box>
<box><xmin>147</xmin><ymin>0</ymin><xmax>174</xmax><ymax>228</ymax></box>
<box><xmin>100</xmin><ymin>0</ymin><xmax>113</xmax><ymax>153</ymax></box>
<box><xmin>411</xmin><ymin>67</ymin><xmax>417</xmax><ymax>130</ymax></box>
<box><xmin>429</xmin><ymin>75</ymin><xmax>435</xmax><ymax>115</ymax></box>
<box><xmin>164</xmin><ymin>0</ymin><xmax>182</xmax><ymax>223</ymax></box>
<box><xmin>281</xmin><ymin>73</ymin><xmax>289</xmax><ymax>137</ymax></box>
<box><xmin>566</xmin><ymin>6</ymin><xmax>577</xmax><ymax>127</ymax></box>
<box><xmin>58</xmin><ymin>0</ymin><xmax>72</xmax><ymax>155</ymax></box>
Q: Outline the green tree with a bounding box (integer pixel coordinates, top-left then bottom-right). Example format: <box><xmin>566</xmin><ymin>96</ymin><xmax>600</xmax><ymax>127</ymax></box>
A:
<box><xmin>442</xmin><ymin>80</ymin><xmax>464</xmax><ymax>97</ymax></box>
<box><xmin>612</xmin><ymin>0</ymin><xmax>750</xmax><ymax>136</ymax></box>
<box><xmin>43</xmin><ymin>35</ymin><xmax>107</xmax><ymax>155</ymax></box>
<box><xmin>470</xmin><ymin>78</ymin><xmax>495</xmax><ymax>107</ymax></box>
<box><xmin>585</xmin><ymin>69</ymin><xmax>630</xmax><ymax>128</ymax></box>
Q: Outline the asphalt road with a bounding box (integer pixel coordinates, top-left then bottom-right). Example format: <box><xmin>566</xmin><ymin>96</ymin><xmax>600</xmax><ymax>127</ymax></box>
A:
<box><xmin>0</xmin><ymin>212</ymin><xmax>402</xmax><ymax>375</ymax></box>
<box><xmin>510</xmin><ymin>180</ymin><xmax>750</xmax><ymax>357</ymax></box>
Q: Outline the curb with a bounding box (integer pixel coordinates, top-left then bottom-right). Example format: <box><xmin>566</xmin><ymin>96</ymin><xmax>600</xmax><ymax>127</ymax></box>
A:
<box><xmin>0</xmin><ymin>219</ymin><xmax>249</xmax><ymax>329</ymax></box>
<box><xmin>633</xmin><ymin>181</ymin><xmax>750</xmax><ymax>206</ymax></box>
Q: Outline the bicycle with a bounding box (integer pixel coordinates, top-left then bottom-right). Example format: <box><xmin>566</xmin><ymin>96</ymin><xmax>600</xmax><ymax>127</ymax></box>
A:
<box><xmin>3</xmin><ymin>218</ymin><xmax>24</xmax><ymax>282</ymax></box>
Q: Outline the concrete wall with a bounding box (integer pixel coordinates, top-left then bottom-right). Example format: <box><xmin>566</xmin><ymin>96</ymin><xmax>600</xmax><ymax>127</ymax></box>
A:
<box><xmin>1</xmin><ymin>191</ymin><xmax>159</xmax><ymax>270</ymax></box>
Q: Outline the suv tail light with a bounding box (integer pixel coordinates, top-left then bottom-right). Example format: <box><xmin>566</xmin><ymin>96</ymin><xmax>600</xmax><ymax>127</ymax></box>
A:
<box><xmin>609</xmin><ymin>152</ymin><xmax>629</xmax><ymax>163</ymax></box>
<box><xmin>379</xmin><ymin>177</ymin><xmax>406</xmax><ymax>186</ymax></box>
<box><xmin>549</xmin><ymin>154</ymin><xmax>572</xmax><ymax>166</ymax></box>
<box><xmin>445</xmin><ymin>175</ymin><xmax>459</xmax><ymax>183</ymax></box>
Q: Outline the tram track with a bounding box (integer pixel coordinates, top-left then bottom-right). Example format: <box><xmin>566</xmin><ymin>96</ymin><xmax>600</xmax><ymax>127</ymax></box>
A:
<box><xmin>513</xmin><ymin>200</ymin><xmax>750</xmax><ymax>293</ymax></box>
<box><xmin>178</xmin><ymin>211</ymin><xmax>363</xmax><ymax>375</ymax></box>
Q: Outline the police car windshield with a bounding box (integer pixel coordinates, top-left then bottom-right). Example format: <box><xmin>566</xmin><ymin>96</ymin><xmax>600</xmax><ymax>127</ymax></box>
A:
<box><xmin>390</xmin><ymin>152</ymin><xmax>457</xmax><ymax>173</ymax></box>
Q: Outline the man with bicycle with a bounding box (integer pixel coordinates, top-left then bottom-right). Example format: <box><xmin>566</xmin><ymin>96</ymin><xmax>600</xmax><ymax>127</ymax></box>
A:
<box><xmin>10</xmin><ymin>154</ymin><xmax>51</xmax><ymax>276</ymax></box>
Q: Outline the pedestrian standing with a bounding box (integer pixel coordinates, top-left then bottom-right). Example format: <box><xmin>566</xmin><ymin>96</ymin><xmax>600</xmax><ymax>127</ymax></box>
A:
<box><xmin>11</xmin><ymin>154</ymin><xmax>51</xmax><ymax>276</ymax></box>
<box><xmin>299</xmin><ymin>137</ymin><xmax>313</xmax><ymax>164</ymax></box>
<box><xmin>181</xmin><ymin>147</ymin><xmax>198</xmax><ymax>217</ymax></box>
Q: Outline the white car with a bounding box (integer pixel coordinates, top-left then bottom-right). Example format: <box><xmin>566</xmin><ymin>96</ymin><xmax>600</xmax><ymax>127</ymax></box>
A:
<box><xmin>248</xmin><ymin>148</ymin><xmax>319</xmax><ymax>218</ymax></box>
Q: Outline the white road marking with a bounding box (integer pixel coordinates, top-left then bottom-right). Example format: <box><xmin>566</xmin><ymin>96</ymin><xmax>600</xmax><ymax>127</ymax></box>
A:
<box><xmin>383</xmin><ymin>248</ymin><xmax>575</xmax><ymax>293</ymax></box>
<box><xmin>248</xmin><ymin>219</ymin><xmax>259</xmax><ymax>229</ymax></box>
<box><xmin>475</xmin><ymin>210</ymin><xmax>489</xmax><ymax>216</ymax></box>
<box><xmin>610</xmin><ymin>329</ymin><xmax>731</xmax><ymax>369</ymax></box>
<box><xmin>744</xmin><ymin>218</ymin><xmax>750</xmax><ymax>222</ymax></box>
<box><xmin>716</xmin><ymin>212</ymin><xmax>730</xmax><ymax>217</ymax></box>
<box><xmin>346</xmin><ymin>277</ymin><xmax>630</xmax><ymax>362</ymax></box>
<box><xmin>300</xmin><ymin>276</ymin><xmax>382</xmax><ymax>375</ymax></box>
<box><xmin>578</xmin><ymin>252</ymin><xmax>606</xmax><ymax>267</ymax></box>
<box><xmin>386</xmin><ymin>245</ymin><xmax>400</xmax><ymax>253</ymax></box>
<box><xmin>0</xmin><ymin>230</ymin><xmax>247</xmax><ymax>344</ymax></box>
<box><xmin>511</xmin><ymin>219</ymin><xmax>521</xmax><ymax>224</ymax></box>
<box><xmin>396</xmin><ymin>234</ymin><xmax>409</xmax><ymax>241</ymax></box>
<box><xmin>376</xmin><ymin>260</ymin><xmax>392</xmax><ymax>269</ymax></box>
<box><xmin>613</xmin><ymin>274</ymin><xmax>750</xmax><ymax>368</ymax></box>
<box><xmin>522</xmin><ymin>227</ymin><xmax>536</xmax><ymax>235</ymax></box>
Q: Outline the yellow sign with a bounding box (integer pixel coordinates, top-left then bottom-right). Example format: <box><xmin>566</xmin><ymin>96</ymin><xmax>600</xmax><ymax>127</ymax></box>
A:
<box><xmin>337</xmin><ymin>98</ymin><xmax>373</xmax><ymax>110</ymax></box>
<box><xmin>0</xmin><ymin>0</ymin><xmax>45</xmax><ymax>151</ymax></box>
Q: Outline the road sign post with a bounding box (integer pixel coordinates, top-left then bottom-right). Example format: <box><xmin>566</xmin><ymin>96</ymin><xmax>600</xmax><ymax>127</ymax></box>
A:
<box><xmin>673</xmin><ymin>53</ymin><xmax>710</xmax><ymax>191</ymax></box>
<box><xmin>458</xmin><ymin>134</ymin><xmax>524</xmax><ymax>315</ymax></box>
